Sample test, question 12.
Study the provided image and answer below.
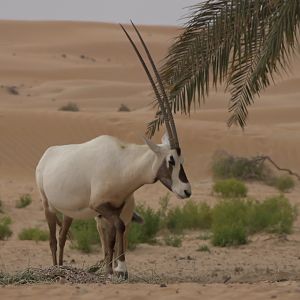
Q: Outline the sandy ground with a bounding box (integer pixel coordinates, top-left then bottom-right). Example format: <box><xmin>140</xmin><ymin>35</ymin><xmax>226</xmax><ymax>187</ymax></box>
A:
<box><xmin>0</xmin><ymin>20</ymin><xmax>300</xmax><ymax>299</ymax></box>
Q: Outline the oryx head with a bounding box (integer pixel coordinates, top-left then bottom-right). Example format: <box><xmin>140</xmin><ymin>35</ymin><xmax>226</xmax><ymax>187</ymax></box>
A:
<box><xmin>121</xmin><ymin>21</ymin><xmax>192</xmax><ymax>199</ymax></box>
<box><xmin>144</xmin><ymin>133</ymin><xmax>191</xmax><ymax>199</ymax></box>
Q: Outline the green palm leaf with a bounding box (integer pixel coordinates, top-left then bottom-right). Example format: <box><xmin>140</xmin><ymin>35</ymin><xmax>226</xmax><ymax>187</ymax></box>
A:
<box><xmin>147</xmin><ymin>0</ymin><xmax>300</xmax><ymax>137</ymax></box>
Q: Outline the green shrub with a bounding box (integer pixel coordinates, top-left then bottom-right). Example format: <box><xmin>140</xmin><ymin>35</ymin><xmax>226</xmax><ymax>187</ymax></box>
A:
<box><xmin>213</xmin><ymin>179</ymin><xmax>248</xmax><ymax>198</ymax></box>
<box><xmin>248</xmin><ymin>195</ymin><xmax>297</xmax><ymax>234</ymax></box>
<box><xmin>0</xmin><ymin>200</ymin><xmax>3</xmax><ymax>213</ymax></box>
<box><xmin>196</xmin><ymin>244</ymin><xmax>210</xmax><ymax>252</ymax></box>
<box><xmin>164</xmin><ymin>234</ymin><xmax>182</xmax><ymax>247</ymax></box>
<box><xmin>0</xmin><ymin>216</ymin><xmax>12</xmax><ymax>240</ymax></box>
<box><xmin>212</xmin><ymin>196</ymin><xmax>297</xmax><ymax>246</ymax></box>
<box><xmin>272</xmin><ymin>175</ymin><xmax>295</xmax><ymax>193</ymax></box>
<box><xmin>165</xmin><ymin>200</ymin><xmax>212</xmax><ymax>233</ymax></box>
<box><xmin>71</xmin><ymin>219</ymin><xmax>100</xmax><ymax>253</ymax></box>
<box><xmin>127</xmin><ymin>204</ymin><xmax>161</xmax><ymax>249</ymax></box>
<box><xmin>59</xmin><ymin>102</ymin><xmax>79</xmax><ymax>112</ymax></box>
<box><xmin>212</xmin><ymin>152</ymin><xmax>267</xmax><ymax>180</ymax></box>
<box><xmin>19</xmin><ymin>228</ymin><xmax>48</xmax><ymax>241</ymax></box>
<box><xmin>16</xmin><ymin>194</ymin><xmax>32</xmax><ymax>208</ymax></box>
<box><xmin>212</xmin><ymin>199</ymin><xmax>249</xmax><ymax>246</ymax></box>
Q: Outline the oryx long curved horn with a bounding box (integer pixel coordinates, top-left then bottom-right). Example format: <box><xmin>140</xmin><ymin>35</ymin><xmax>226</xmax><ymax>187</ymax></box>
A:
<box><xmin>120</xmin><ymin>23</ymin><xmax>177</xmax><ymax>148</ymax></box>
<box><xmin>129</xmin><ymin>20</ymin><xmax>179</xmax><ymax>149</ymax></box>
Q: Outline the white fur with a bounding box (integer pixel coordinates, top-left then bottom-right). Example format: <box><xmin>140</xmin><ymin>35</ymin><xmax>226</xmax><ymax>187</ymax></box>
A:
<box><xmin>114</xmin><ymin>260</ymin><xmax>127</xmax><ymax>273</ymax></box>
<box><xmin>36</xmin><ymin>135</ymin><xmax>163</xmax><ymax>219</ymax></box>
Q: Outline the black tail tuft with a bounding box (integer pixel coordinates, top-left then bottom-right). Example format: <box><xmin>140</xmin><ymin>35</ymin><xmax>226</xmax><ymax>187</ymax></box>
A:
<box><xmin>132</xmin><ymin>211</ymin><xmax>144</xmax><ymax>224</ymax></box>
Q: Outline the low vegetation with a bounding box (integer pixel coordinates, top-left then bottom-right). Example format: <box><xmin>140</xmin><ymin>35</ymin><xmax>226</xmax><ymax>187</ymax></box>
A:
<box><xmin>212</xmin><ymin>196</ymin><xmax>297</xmax><ymax>246</ymax></box>
<box><xmin>118</xmin><ymin>103</ymin><xmax>130</xmax><ymax>112</ymax></box>
<box><xmin>164</xmin><ymin>234</ymin><xmax>182</xmax><ymax>247</ymax></box>
<box><xmin>70</xmin><ymin>219</ymin><xmax>100</xmax><ymax>253</ymax></box>
<box><xmin>69</xmin><ymin>192</ymin><xmax>297</xmax><ymax>252</ymax></box>
<box><xmin>0</xmin><ymin>216</ymin><xmax>12</xmax><ymax>240</ymax></box>
<box><xmin>196</xmin><ymin>244</ymin><xmax>210</xmax><ymax>252</ymax></box>
<box><xmin>16</xmin><ymin>194</ymin><xmax>32</xmax><ymax>208</ymax></box>
<box><xmin>271</xmin><ymin>175</ymin><xmax>295</xmax><ymax>193</ymax></box>
<box><xmin>19</xmin><ymin>228</ymin><xmax>49</xmax><ymax>241</ymax></box>
<box><xmin>0</xmin><ymin>200</ymin><xmax>3</xmax><ymax>213</ymax></box>
<box><xmin>59</xmin><ymin>102</ymin><xmax>79</xmax><ymax>112</ymax></box>
<box><xmin>212</xmin><ymin>151</ymin><xmax>297</xmax><ymax>193</ymax></box>
<box><xmin>213</xmin><ymin>179</ymin><xmax>248</xmax><ymax>198</ymax></box>
<box><xmin>212</xmin><ymin>151</ymin><xmax>268</xmax><ymax>181</ymax></box>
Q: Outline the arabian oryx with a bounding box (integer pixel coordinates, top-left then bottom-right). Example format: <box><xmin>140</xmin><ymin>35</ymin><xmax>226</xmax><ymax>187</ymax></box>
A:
<box><xmin>35</xmin><ymin>21</ymin><xmax>191</xmax><ymax>278</ymax></box>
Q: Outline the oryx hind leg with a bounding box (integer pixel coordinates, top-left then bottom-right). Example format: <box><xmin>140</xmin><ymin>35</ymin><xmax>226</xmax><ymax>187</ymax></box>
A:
<box><xmin>58</xmin><ymin>215</ymin><xmax>73</xmax><ymax>266</ymax></box>
<box><xmin>44</xmin><ymin>208</ymin><xmax>58</xmax><ymax>265</ymax></box>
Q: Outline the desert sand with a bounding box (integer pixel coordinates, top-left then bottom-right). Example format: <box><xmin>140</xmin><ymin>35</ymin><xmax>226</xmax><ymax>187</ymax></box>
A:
<box><xmin>0</xmin><ymin>20</ymin><xmax>300</xmax><ymax>299</ymax></box>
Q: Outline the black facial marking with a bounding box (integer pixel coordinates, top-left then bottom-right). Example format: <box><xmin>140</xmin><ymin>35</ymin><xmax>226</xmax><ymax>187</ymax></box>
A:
<box><xmin>179</xmin><ymin>164</ymin><xmax>188</xmax><ymax>183</ymax></box>
<box><xmin>169</xmin><ymin>155</ymin><xmax>175</xmax><ymax>166</ymax></box>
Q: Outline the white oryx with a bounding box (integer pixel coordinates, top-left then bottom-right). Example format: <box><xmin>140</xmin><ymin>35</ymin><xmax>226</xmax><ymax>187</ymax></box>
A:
<box><xmin>36</xmin><ymin>22</ymin><xmax>191</xmax><ymax>278</ymax></box>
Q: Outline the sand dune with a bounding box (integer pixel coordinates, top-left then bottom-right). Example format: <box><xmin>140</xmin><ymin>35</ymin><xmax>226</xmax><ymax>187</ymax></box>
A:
<box><xmin>0</xmin><ymin>20</ymin><xmax>300</xmax><ymax>299</ymax></box>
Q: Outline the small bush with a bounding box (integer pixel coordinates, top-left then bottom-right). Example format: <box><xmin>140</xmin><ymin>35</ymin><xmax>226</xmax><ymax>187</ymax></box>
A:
<box><xmin>272</xmin><ymin>175</ymin><xmax>295</xmax><ymax>193</ymax></box>
<box><xmin>127</xmin><ymin>204</ymin><xmax>161</xmax><ymax>249</ymax></box>
<box><xmin>164</xmin><ymin>234</ymin><xmax>182</xmax><ymax>247</ymax></box>
<box><xmin>248</xmin><ymin>195</ymin><xmax>297</xmax><ymax>234</ymax></box>
<box><xmin>19</xmin><ymin>228</ymin><xmax>48</xmax><ymax>241</ymax></box>
<box><xmin>196</xmin><ymin>244</ymin><xmax>210</xmax><ymax>252</ymax></box>
<box><xmin>212</xmin><ymin>196</ymin><xmax>297</xmax><ymax>246</ymax></box>
<box><xmin>16</xmin><ymin>194</ymin><xmax>32</xmax><ymax>208</ymax></box>
<box><xmin>118</xmin><ymin>104</ymin><xmax>130</xmax><ymax>112</ymax></box>
<box><xmin>213</xmin><ymin>179</ymin><xmax>248</xmax><ymax>198</ymax></box>
<box><xmin>0</xmin><ymin>200</ymin><xmax>3</xmax><ymax>213</ymax></box>
<box><xmin>212</xmin><ymin>151</ymin><xmax>270</xmax><ymax>181</ymax></box>
<box><xmin>59</xmin><ymin>102</ymin><xmax>79</xmax><ymax>112</ymax></box>
<box><xmin>71</xmin><ymin>219</ymin><xmax>100</xmax><ymax>253</ymax></box>
<box><xmin>0</xmin><ymin>216</ymin><xmax>12</xmax><ymax>240</ymax></box>
<box><xmin>165</xmin><ymin>200</ymin><xmax>212</xmax><ymax>233</ymax></box>
<box><xmin>212</xmin><ymin>199</ymin><xmax>249</xmax><ymax>246</ymax></box>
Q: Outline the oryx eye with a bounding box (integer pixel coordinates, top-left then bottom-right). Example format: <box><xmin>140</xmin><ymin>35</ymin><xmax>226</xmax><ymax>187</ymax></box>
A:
<box><xmin>169</xmin><ymin>155</ymin><xmax>175</xmax><ymax>166</ymax></box>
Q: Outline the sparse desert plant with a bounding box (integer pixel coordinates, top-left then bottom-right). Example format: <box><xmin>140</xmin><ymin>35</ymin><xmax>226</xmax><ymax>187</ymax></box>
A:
<box><xmin>0</xmin><ymin>199</ymin><xmax>3</xmax><ymax>213</ymax></box>
<box><xmin>59</xmin><ymin>102</ymin><xmax>79</xmax><ymax>112</ymax></box>
<box><xmin>212</xmin><ymin>199</ymin><xmax>250</xmax><ymax>246</ymax></box>
<box><xmin>211</xmin><ymin>151</ymin><xmax>268</xmax><ymax>181</ymax></box>
<box><xmin>272</xmin><ymin>175</ymin><xmax>295</xmax><ymax>193</ymax></box>
<box><xmin>212</xmin><ymin>196</ymin><xmax>297</xmax><ymax>246</ymax></box>
<box><xmin>247</xmin><ymin>195</ymin><xmax>297</xmax><ymax>234</ymax></box>
<box><xmin>196</xmin><ymin>244</ymin><xmax>210</xmax><ymax>252</ymax></box>
<box><xmin>197</xmin><ymin>232</ymin><xmax>212</xmax><ymax>240</ymax></box>
<box><xmin>16</xmin><ymin>194</ymin><xmax>32</xmax><ymax>208</ymax></box>
<box><xmin>71</xmin><ymin>219</ymin><xmax>100</xmax><ymax>253</ymax></box>
<box><xmin>0</xmin><ymin>216</ymin><xmax>12</xmax><ymax>240</ymax></box>
<box><xmin>165</xmin><ymin>200</ymin><xmax>212</xmax><ymax>233</ymax></box>
<box><xmin>127</xmin><ymin>204</ymin><xmax>161</xmax><ymax>249</ymax></box>
<box><xmin>213</xmin><ymin>178</ymin><xmax>248</xmax><ymax>198</ymax></box>
<box><xmin>118</xmin><ymin>103</ymin><xmax>130</xmax><ymax>112</ymax></box>
<box><xmin>164</xmin><ymin>234</ymin><xmax>182</xmax><ymax>247</ymax></box>
<box><xmin>18</xmin><ymin>228</ymin><xmax>49</xmax><ymax>241</ymax></box>
<box><xmin>6</xmin><ymin>85</ymin><xmax>19</xmax><ymax>95</ymax></box>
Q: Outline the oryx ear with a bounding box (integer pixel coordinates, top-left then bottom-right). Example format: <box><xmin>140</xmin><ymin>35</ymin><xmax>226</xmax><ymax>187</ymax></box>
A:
<box><xmin>143</xmin><ymin>137</ymin><xmax>161</xmax><ymax>154</ymax></box>
<box><xmin>161</xmin><ymin>132</ymin><xmax>170</xmax><ymax>146</ymax></box>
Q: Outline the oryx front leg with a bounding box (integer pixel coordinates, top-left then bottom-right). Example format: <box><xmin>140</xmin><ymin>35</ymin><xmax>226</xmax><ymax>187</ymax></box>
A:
<box><xmin>96</xmin><ymin>216</ymin><xmax>116</xmax><ymax>276</ymax></box>
<box><xmin>92</xmin><ymin>202</ymin><xmax>127</xmax><ymax>279</ymax></box>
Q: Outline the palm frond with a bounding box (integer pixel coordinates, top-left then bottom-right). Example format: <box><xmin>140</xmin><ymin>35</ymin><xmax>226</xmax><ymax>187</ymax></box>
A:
<box><xmin>147</xmin><ymin>0</ymin><xmax>300</xmax><ymax>136</ymax></box>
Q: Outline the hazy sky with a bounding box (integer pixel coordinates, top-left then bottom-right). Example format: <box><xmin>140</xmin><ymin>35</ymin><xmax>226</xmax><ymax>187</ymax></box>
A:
<box><xmin>0</xmin><ymin>0</ymin><xmax>201</xmax><ymax>25</ymax></box>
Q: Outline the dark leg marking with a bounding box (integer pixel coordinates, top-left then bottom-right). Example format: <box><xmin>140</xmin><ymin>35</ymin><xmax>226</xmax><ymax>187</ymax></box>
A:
<box><xmin>58</xmin><ymin>215</ymin><xmax>73</xmax><ymax>266</ymax></box>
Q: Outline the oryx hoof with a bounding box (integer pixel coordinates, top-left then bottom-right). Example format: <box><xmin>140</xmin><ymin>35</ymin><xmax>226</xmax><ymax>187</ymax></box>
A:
<box><xmin>114</xmin><ymin>270</ymin><xmax>128</xmax><ymax>280</ymax></box>
<box><xmin>113</xmin><ymin>260</ymin><xmax>128</xmax><ymax>280</ymax></box>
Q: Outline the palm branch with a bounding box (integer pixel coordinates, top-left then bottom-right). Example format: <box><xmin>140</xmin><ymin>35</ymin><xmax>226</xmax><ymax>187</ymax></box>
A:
<box><xmin>147</xmin><ymin>0</ymin><xmax>300</xmax><ymax>137</ymax></box>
